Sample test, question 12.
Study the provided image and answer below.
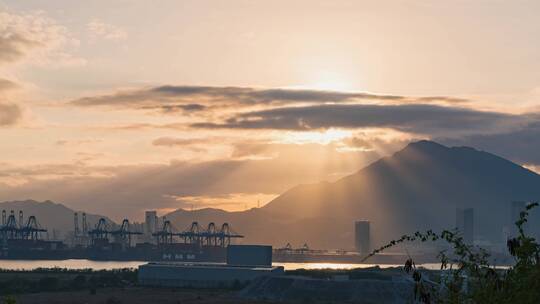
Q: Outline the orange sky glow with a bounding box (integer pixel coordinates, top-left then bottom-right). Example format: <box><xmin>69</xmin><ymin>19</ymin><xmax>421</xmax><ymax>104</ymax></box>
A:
<box><xmin>1</xmin><ymin>0</ymin><xmax>540</xmax><ymax>220</ymax></box>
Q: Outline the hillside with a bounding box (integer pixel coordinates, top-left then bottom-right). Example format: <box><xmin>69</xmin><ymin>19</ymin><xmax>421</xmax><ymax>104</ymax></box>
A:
<box><xmin>166</xmin><ymin>141</ymin><xmax>540</xmax><ymax>249</ymax></box>
<box><xmin>5</xmin><ymin>141</ymin><xmax>539</xmax><ymax>249</ymax></box>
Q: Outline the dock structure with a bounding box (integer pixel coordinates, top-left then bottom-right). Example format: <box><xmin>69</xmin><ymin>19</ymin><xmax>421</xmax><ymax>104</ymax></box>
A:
<box><xmin>138</xmin><ymin>245</ymin><xmax>283</xmax><ymax>288</ymax></box>
<box><xmin>0</xmin><ymin>209</ymin><xmax>249</xmax><ymax>262</ymax></box>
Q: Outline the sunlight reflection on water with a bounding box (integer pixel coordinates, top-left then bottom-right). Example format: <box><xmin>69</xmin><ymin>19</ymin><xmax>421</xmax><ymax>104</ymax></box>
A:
<box><xmin>0</xmin><ymin>259</ymin><xmax>147</xmax><ymax>271</ymax></box>
<box><xmin>275</xmin><ymin>262</ymin><xmax>443</xmax><ymax>271</ymax></box>
<box><xmin>0</xmin><ymin>259</ymin><xmax>444</xmax><ymax>271</ymax></box>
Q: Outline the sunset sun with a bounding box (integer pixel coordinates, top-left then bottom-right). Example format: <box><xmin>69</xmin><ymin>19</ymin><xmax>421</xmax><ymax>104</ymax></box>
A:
<box><xmin>281</xmin><ymin>129</ymin><xmax>352</xmax><ymax>145</ymax></box>
<box><xmin>306</xmin><ymin>70</ymin><xmax>356</xmax><ymax>92</ymax></box>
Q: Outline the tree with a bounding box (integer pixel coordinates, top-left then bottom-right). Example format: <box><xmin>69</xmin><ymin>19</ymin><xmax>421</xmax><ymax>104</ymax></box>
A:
<box><xmin>364</xmin><ymin>202</ymin><xmax>540</xmax><ymax>303</ymax></box>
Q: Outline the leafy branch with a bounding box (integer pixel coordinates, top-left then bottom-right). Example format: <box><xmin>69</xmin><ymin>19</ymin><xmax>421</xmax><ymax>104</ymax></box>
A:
<box><xmin>363</xmin><ymin>202</ymin><xmax>540</xmax><ymax>304</ymax></box>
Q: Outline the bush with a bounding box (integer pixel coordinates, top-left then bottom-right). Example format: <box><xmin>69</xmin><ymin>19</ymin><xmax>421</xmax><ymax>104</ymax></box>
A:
<box><xmin>70</xmin><ymin>275</ymin><xmax>87</xmax><ymax>289</ymax></box>
<box><xmin>38</xmin><ymin>277</ymin><xmax>59</xmax><ymax>291</ymax></box>
<box><xmin>364</xmin><ymin>202</ymin><xmax>540</xmax><ymax>303</ymax></box>
<box><xmin>105</xmin><ymin>296</ymin><xmax>122</xmax><ymax>304</ymax></box>
<box><xmin>2</xmin><ymin>296</ymin><xmax>16</xmax><ymax>304</ymax></box>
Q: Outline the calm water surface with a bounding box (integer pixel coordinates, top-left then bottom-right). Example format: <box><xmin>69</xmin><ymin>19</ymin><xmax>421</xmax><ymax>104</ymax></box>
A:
<box><xmin>0</xmin><ymin>259</ymin><xmax>442</xmax><ymax>271</ymax></box>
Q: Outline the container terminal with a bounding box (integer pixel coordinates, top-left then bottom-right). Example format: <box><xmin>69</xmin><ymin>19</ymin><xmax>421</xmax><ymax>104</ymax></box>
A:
<box><xmin>0</xmin><ymin>209</ymin><xmax>510</xmax><ymax>265</ymax></box>
<box><xmin>0</xmin><ymin>209</ymin><xmax>243</xmax><ymax>262</ymax></box>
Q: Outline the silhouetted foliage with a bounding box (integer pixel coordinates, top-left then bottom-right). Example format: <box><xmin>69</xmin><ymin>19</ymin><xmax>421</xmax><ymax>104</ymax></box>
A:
<box><xmin>0</xmin><ymin>268</ymin><xmax>137</xmax><ymax>295</ymax></box>
<box><xmin>38</xmin><ymin>277</ymin><xmax>59</xmax><ymax>291</ymax></box>
<box><xmin>364</xmin><ymin>202</ymin><xmax>540</xmax><ymax>303</ymax></box>
<box><xmin>106</xmin><ymin>296</ymin><xmax>122</xmax><ymax>304</ymax></box>
<box><xmin>2</xmin><ymin>296</ymin><xmax>16</xmax><ymax>304</ymax></box>
<box><xmin>70</xmin><ymin>274</ymin><xmax>87</xmax><ymax>289</ymax></box>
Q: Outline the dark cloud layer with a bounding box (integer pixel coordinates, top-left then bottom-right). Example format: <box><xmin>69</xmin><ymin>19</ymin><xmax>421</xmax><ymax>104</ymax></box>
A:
<box><xmin>69</xmin><ymin>85</ymin><xmax>469</xmax><ymax>111</ymax></box>
<box><xmin>0</xmin><ymin>78</ymin><xmax>18</xmax><ymax>92</ymax></box>
<box><xmin>0</xmin><ymin>102</ymin><xmax>23</xmax><ymax>126</ymax></box>
<box><xmin>71</xmin><ymin>85</ymin><xmax>400</xmax><ymax>106</ymax></box>
<box><xmin>162</xmin><ymin>103</ymin><xmax>206</xmax><ymax>112</ymax></box>
<box><xmin>69</xmin><ymin>84</ymin><xmax>540</xmax><ymax>170</ymax></box>
<box><xmin>439</xmin><ymin>120</ymin><xmax>540</xmax><ymax>166</ymax></box>
<box><xmin>193</xmin><ymin>103</ymin><xmax>524</xmax><ymax>136</ymax></box>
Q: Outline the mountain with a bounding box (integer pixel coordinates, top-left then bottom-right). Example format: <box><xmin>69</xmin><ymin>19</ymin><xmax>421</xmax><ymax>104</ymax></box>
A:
<box><xmin>165</xmin><ymin>140</ymin><xmax>540</xmax><ymax>249</ymax></box>
<box><xmin>0</xmin><ymin>200</ymin><xmax>112</xmax><ymax>239</ymax></box>
<box><xmin>5</xmin><ymin>141</ymin><xmax>539</xmax><ymax>250</ymax></box>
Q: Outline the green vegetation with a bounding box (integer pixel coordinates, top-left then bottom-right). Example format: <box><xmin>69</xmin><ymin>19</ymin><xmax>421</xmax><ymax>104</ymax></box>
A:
<box><xmin>365</xmin><ymin>202</ymin><xmax>540</xmax><ymax>303</ymax></box>
<box><xmin>0</xmin><ymin>268</ymin><xmax>137</xmax><ymax>296</ymax></box>
<box><xmin>2</xmin><ymin>296</ymin><xmax>16</xmax><ymax>304</ymax></box>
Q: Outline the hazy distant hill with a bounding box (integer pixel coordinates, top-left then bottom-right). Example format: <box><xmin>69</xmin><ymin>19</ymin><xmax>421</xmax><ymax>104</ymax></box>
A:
<box><xmin>0</xmin><ymin>200</ymin><xmax>112</xmax><ymax>239</ymax></box>
<box><xmin>165</xmin><ymin>141</ymin><xmax>540</xmax><ymax>249</ymax></box>
<box><xmin>6</xmin><ymin>141</ymin><xmax>539</xmax><ymax>250</ymax></box>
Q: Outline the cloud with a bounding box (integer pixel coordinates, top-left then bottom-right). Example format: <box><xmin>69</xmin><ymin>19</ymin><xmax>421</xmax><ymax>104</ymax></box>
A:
<box><xmin>0</xmin><ymin>141</ymin><xmax>383</xmax><ymax>219</ymax></box>
<box><xmin>439</xmin><ymin>119</ymin><xmax>540</xmax><ymax>165</ymax></box>
<box><xmin>0</xmin><ymin>30</ymin><xmax>40</xmax><ymax>64</ymax></box>
<box><xmin>415</xmin><ymin>96</ymin><xmax>470</xmax><ymax>104</ymax></box>
<box><xmin>0</xmin><ymin>102</ymin><xmax>23</xmax><ymax>126</ymax></box>
<box><xmin>69</xmin><ymin>85</ymin><xmax>468</xmax><ymax>113</ymax></box>
<box><xmin>55</xmin><ymin>139</ymin><xmax>102</xmax><ymax>146</ymax></box>
<box><xmin>0</xmin><ymin>79</ymin><xmax>23</xmax><ymax>129</ymax></box>
<box><xmin>87</xmin><ymin>19</ymin><xmax>127</xmax><ymax>41</ymax></box>
<box><xmin>339</xmin><ymin>135</ymin><xmax>412</xmax><ymax>153</ymax></box>
<box><xmin>149</xmin><ymin>85</ymin><xmax>404</xmax><ymax>104</ymax></box>
<box><xmin>0</xmin><ymin>162</ymin><xmax>118</xmax><ymax>187</ymax></box>
<box><xmin>192</xmin><ymin>103</ymin><xmax>525</xmax><ymax>137</ymax></box>
<box><xmin>0</xmin><ymin>78</ymin><xmax>19</xmax><ymax>92</ymax></box>
<box><xmin>152</xmin><ymin>137</ymin><xmax>209</xmax><ymax>152</ymax></box>
<box><xmin>230</xmin><ymin>141</ymin><xmax>278</xmax><ymax>159</ymax></box>
<box><xmin>524</xmin><ymin>164</ymin><xmax>540</xmax><ymax>175</ymax></box>
<box><xmin>0</xmin><ymin>9</ymin><xmax>83</xmax><ymax>67</ymax></box>
<box><xmin>89</xmin><ymin>122</ymin><xmax>187</xmax><ymax>131</ymax></box>
<box><xmin>152</xmin><ymin>137</ymin><xmax>209</xmax><ymax>147</ymax></box>
<box><xmin>141</xmin><ymin>103</ymin><xmax>207</xmax><ymax>114</ymax></box>
<box><xmin>66</xmin><ymin>84</ymin><xmax>540</xmax><ymax>167</ymax></box>
<box><xmin>170</xmin><ymin>193</ymin><xmax>278</xmax><ymax>210</ymax></box>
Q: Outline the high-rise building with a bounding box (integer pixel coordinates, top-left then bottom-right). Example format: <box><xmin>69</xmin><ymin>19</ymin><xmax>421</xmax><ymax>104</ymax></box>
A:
<box><xmin>145</xmin><ymin>211</ymin><xmax>157</xmax><ymax>235</ymax></box>
<box><xmin>510</xmin><ymin>201</ymin><xmax>527</xmax><ymax>237</ymax></box>
<box><xmin>456</xmin><ymin>208</ymin><xmax>474</xmax><ymax>244</ymax></box>
<box><xmin>354</xmin><ymin>220</ymin><xmax>370</xmax><ymax>254</ymax></box>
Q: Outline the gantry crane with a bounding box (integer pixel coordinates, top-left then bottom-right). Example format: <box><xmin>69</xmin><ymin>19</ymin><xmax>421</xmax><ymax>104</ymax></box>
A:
<box><xmin>88</xmin><ymin>218</ymin><xmax>110</xmax><ymax>246</ymax></box>
<box><xmin>111</xmin><ymin>219</ymin><xmax>142</xmax><ymax>246</ymax></box>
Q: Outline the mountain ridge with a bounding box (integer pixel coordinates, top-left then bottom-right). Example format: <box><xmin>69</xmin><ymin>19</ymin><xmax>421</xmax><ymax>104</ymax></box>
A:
<box><xmin>3</xmin><ymin>140</ymin><xmax>539</xmax><ymax>249</ymax></box>
<box><xmin>166</xmin><ymin>140</ymin><xmax>540</xmax><ymax>248</ymax></box>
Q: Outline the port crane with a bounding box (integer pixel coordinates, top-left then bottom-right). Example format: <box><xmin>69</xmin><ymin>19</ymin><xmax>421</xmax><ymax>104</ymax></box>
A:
<box><xmin>0</xmin><ymin>210</ymin><xmax>47</xmax><ymax>241</ymax></box>
<box><xmin>177</xmin><ymin>222</ymin><xmax>244</xmax><ymax>247</ymax></box>
<box><xmin>20</xmin><ymin>216</ymin><xmax>47</xmax><ymax>240</ymax></box>
<box><xmin>153</xmin><ymin>219</ymin><xmax>176</xmax><ymax>245</ymax></box>
<box><xmin>111</xmin><ymin>219</ymin><xmax>142</xmax><ymax>246</ymax></box>
<box><xmin>152</xmin><ymin>221</ymin><xmax>244</xmax><ymax>247</ymax></box>
<box><xmin>88</xmin><ymin>218</ymin><xmax>110</xmax><ymax>246</ymax></box>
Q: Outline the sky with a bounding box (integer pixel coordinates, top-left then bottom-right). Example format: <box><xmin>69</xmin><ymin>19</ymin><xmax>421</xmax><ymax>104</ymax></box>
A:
<box><xmin>1</xmin><ymin>0</ymin><xmax>540</xmax><ymax>220</ymax></box>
